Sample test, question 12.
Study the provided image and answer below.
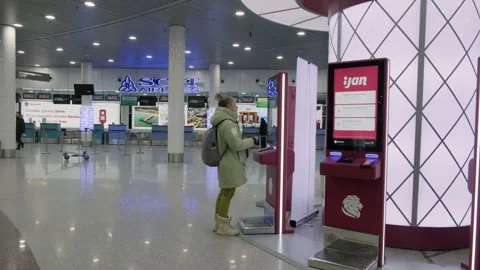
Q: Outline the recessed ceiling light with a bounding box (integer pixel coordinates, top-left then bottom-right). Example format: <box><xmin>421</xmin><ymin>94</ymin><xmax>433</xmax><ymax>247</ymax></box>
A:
<box><xmin>232</xmin><ymin>43</ymin><xmax>240</xmax><ymax>47</ymax></box>
<box><xmin>277</xmin><ymin>55</ymin><xmax>283</xmax><ymax>60</ymax></box>
<box><xmin>244</xmin><ymin>47</ymin><xmax>251</xmax><ymax>51</ymax></box>
<box><xmin>129</xmin><ymin>36</ymin><xmax>137</xmax><ymax>40</ymax></box>
<box><xmin>228</xmin><ymin>61</ymin><xmax>234</xmax><ymax>65</ymax></box>
<box><xmin>70</xmin><ymin>61</ymin><xmax>76</xmax><ymax>64</ymax></box>
<box><xmin>189</xmin><ymin>65</ymin><xmax>194</xmax><ymax>68</ymax></box>
<box><xmin>56</xmin><ymin>47</ymin><xmax>64</xmax><ymax>52</ymax></box>
<box><xmin>185</xmin><ymin>50</ymin><xmax>191</xmax><ymax>54</ymax></box>
<box><xmin>34</xmin><ymin>64</ymin><xmax>40</xmax><ymax>67</ymax></box>
<box><xmin>235</xmin><ymin>11</ymin><xmax>245</xmax><ymax>16</ymax></box>
<box><xmin>108</xmin><ymin>59</ymin><xmax>114</xmax><ymax>62</ymax></box>
<box><xmin>146</xmin><ymin>55</ymin><xmax>153</xmax><ymax>59</ymax></box>
<box><xmin>241</xmin><ymin>92</ymin><xmax>246</xmax><ymax>95</ymax></box>
<box><xmin>92</xmin><ymin>42</ymin><xmax>100</xmax><ymax>46</ymax></box>
<box><xmin>45</xmin><ymin>15</ymin><xmax>55</xmax><ymax>20</ymax></box>
<box><xmin>85</xmin><ymin>1</ymin><xmax>95</xmax><ymax>7</ymax></box>
<box><xmin>18</xmin><ymin>50</ymin><xmax>25</xmax><ymax>54</ymax></box>
<box><xmin>13</xmin><ymin>23</ymin><xmax>23</xmax><ymax>28</ymax></box>
<box><xmin>297</xmin><ymin>31</ymin><xmax>306</xmax><ymax>36</ymax></box>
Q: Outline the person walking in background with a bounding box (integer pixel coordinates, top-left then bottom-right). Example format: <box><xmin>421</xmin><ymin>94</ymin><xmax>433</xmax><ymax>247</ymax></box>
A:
<box><xmin>210</xmin><ymin>93</ymin><xmax>259</xmax><ymax>236</ymax></box>
<box><xmin>16</xmin><ymin>112</ymin><xmax>26</xmax><ymax>150</ymax></box>
<box><xmin>259</xmin><ymin>118</ymin><xmax>267</xmax><ymax>148</ymax></box>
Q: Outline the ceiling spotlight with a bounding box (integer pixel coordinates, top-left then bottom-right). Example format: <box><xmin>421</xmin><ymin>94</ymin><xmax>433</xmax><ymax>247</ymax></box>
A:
<box><xmin>228</xmin><ymin>61</ymin><xmax>234</xmax><ymax>65</ymax></box>
<box><xmin>277</xmin><ymin>56</ymin><xmax>283</xmax><ymax>60</ymax></box>
<box><xmin>34</xmin><ymin>64</ymin><xmax>40</xmax><ymax>67</ymax></box>
<box><xmin>70</xmin><ymin>61</ymin><xmax>76</xmax><ymax>64</ymax></box>
<box><xmin>92</xmin><ymin>42</ymin><xmax>100</xmax><ymax>46</ymax></box>
<box><xmin>56</xmin><ymin>48</ymin><xmax>64</xmax><ymax>52</ymax></box>
<box><xmin>129</xmin><ymin>36</ymin><xmax>137</xmax><ymax>40</ymax></box>
<box><xmin>189</xmin><ymin>65</ymin><xmax>194</xmax><ymax>68</ymax></box>
<box><xmin>45</xmin><ymin>15</ymin><xmax>55</xmax><ymax>20</ymax></box>
<box><xmin>146</xmin><ymin>55</ymin><xmax>153</xmax><ymax>59</ymax></box>
<box><xmin>232</xmin><ymin>43</ymin><xmax>240</xmax><ymax>47</ymax></box>
<box><xmin>185</xmin><ymin>50</ymin><xmax>191</xmax><ymax>54</ymax></box>
<box><xmin>85</xmin><ymin>1</ymin><xmax>95</xmax><ymax>7</ymax></box>
<box><xmin>13</xmin><ymin>23</ymin><xmax>23</xmax><ymax>28</ymax></box>
<box><xmin>235</xmin><ymin>11</ymin><xmax>245</xmax><ymax>16</ymax></box>
<box><xmin>244</xmin><ymin>47</ymin><xmax>251</xmax><ymax>51</ymax></box>
<box><xmin>297</xmin><ymin>31</ymin><xmax>306</xmax><ymax>36</ymax></box>
<box><xmin>108</xmin><ymin>59</ymin><xmax>114</xmax><ymax>63</ymax></box>
<box><xmin>18</xmin><ymin>50</ymin><xmax>25</xmax><ymax>54</ymax></box>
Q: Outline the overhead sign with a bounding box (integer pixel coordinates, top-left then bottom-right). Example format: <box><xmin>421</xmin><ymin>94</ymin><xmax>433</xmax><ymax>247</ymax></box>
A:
<box><xmin>53</xmin><ymin>94</ymin><xmax>71</xmax><ymax>104</ymax></box>
<box><xmin>36</xmin><ymin>93</ymin><xmax>52</xmax><ymax>100</ymax></box>
<box><xmin>239</xmin><ymin>96</ymin><xmax>255</xmax><ymax>104</ymax></box>
<box><xmin>93</xmin><ymin>95</ymin><xmax>105</xmax><ymax>101</ymax></box>
<box><xmin>121</xmin><ymin>96</ymin><xmax>137</xmax><ymax>106</ymax></box>
<box><xmin>188</xmin><ymin>96</ymin><xmax>207</xmax><ymax>108</ymax></box>
<box><xmin>105</xmin><ymin>95</ymin><xmax>120</xmax><ymax>102</ymax></box>
<box><xmin>71</xmin><ymin>95</ymin><xmax>82</xmax><ymax>105</ymax></box>
<box><xmin>256</xmin><ymin>97</ymin><xmax>268</xmax><ymax>108</ymax></box>
<box><xmin>16</xmin><ymin>70</ymin><xmax>51</xmax><ymax>82</ymax></box>
<box><xmin>118</xmin><ymin>75</ymin><xmax>200</xmax><ymax>94</ymax></box>
<box><xmin>22</xmin><ymin>93</ymin><xmax>36</xmax><ymax>100</ymax></box>
<box><xmin>158</xmin><ymin>96</ymin><xmax>169</xmax><ymax>103</ymax></box>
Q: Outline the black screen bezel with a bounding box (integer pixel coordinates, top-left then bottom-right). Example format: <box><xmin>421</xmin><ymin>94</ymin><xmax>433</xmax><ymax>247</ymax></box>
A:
<box><xmin>326</xmin><ymin>59</ymin><xmax>387</xmax><ymax>153</ymax></box>
<box><xmin>74</xmin><ymin>84</ymin><xmax>95</xmax><ymax>96</ymax></box>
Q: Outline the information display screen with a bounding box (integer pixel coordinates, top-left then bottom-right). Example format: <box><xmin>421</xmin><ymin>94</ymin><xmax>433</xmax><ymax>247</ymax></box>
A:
<box><xmin>266</xmin><ymin>75</ymin><xmax>279</xmax><ymax>145</ymax></box>
<box><xmin>326</xmin><ymin>60</ymin><xmax>387</xmax><ymax>152</ymax></box>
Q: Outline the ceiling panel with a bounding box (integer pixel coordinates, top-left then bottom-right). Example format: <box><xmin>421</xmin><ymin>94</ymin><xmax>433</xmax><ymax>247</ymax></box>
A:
<box><xmin>2</xmin><ymin>0</ymin><xmax>329</xmax><ymax>70</ymax></box>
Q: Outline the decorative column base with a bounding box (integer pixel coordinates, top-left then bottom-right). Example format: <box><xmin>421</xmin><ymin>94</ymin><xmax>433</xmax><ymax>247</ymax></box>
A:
<box><xmin>168</xmin><ymin>153</ymin><xmax>184</xmax><ymax>163</ymax></box>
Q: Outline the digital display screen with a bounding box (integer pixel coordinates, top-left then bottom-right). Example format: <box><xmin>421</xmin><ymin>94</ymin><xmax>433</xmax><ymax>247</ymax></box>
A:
<box><xmin>326</xmin><ymin>60</ymin><xmax>387</xmax><ymax>152</ymax></box>
<box><xmin>266</xmin><ymin>75</ymin><xmax>279</xmax><ymax>145</ymax></box>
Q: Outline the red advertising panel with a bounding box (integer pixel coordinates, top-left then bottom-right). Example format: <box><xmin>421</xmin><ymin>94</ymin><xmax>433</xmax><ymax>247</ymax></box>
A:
<box><xmin>99</xmin><ymin>109</ymin><xmax>107</xmax><ymax>124</ymax></box>
<box><xmin>333</xmin><ymin>66</ymin><xmax>378</xmax><ymax>140</ymax></box>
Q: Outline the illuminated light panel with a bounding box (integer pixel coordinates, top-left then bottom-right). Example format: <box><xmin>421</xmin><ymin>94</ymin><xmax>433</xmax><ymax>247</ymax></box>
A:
<box><xmin>228</xmin><ymin>61</ymin><xmax>234</xmax><ymax>65</ymax></box>
<box><xmin>69</xmin><ymin>61</ymin><xmax>76</xmax><ymax>65</ymax></box>
<box><xmin>232</xmin><ymin>43</ymin><xmax>240</xmax><ymax>47</ymax></box>
<box><xmin>56</xmin><ymin>48</ymin><xmax>63</xmax><ymax>52</ymax></box>
<box><xmin>13</xmin><ymin>23</ymin><xmax>23</xmax><ymax>28</ymax></box>
<box><xmin>188</xmin><ymin>65</ymin><xmax>194</xmax><ymax>69</ymax></box>
<box><xmin>108</xmin><ymin>59</ymin><xmax>114</xmax><ymax>63</ymax></box>
<box><xmin>85</xmin><ymin>1</ymin><xmax>95</xmax><ymax>7</ymax></box>
<box><xmin>277</xmin><ymin>56</ymin><xmax>283</xmax><ymax>60</ymax></box>
<box><xmin>244</xmin><ymin>47</ymin><xmax>251</xmax><ymax>51</ymax></box>
<box><xmin>45</xmin><ymin>15</ymin><xmax>55</xmax><ymax>20</ymax></box>
<box><xmin>18</xmin><ymin>50</ymin><xmax>25</xmax><ymax>54</ymax></box>
<box><xmin>129</xmin><ymin>36</ymin><xmax>137</xmax><ymax>40</ymax></box>
<box><xmin>279</xmin><ymin>73</ymin><xmax>286</xmax><ymax>233</ymax></box>
<box><xmin>92</xmin><ymin>42</ymin><xmax>100</xmax><ymax>46</ymax></box>
<box><xmin>146</xmin><ymin>55</ymin><xmax>153</xmax><ymax>59</ymax></box>
<box><xmin>471</xmin><ymin>64</ymin><xmax>480</xmax><ymax>270</ymax></box>
<box><xmin>34</xmin><ymin>64</ymin><xmax>40</xmax><ymax>67</ymax></box>
<box><xmin>297</xmin><ymin>31</ymin><xmax>306</xmax><ymax>36</ymax></box>
<box><xmin>235</xmin><ymin>11</ymin><xmax>245</xmax><ymax>16</ymax></box>
<box><xmin>185</xmin><ymin>50</ymin><xmax>191</xmax><ymax>54</ymax></box>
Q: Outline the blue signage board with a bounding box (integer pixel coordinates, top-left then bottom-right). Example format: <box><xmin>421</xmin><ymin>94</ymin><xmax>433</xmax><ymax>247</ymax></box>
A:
<box><xmin>119</xmin><ymin>75</ymin><xmax>200</xmax><ymax>94</ymax></box>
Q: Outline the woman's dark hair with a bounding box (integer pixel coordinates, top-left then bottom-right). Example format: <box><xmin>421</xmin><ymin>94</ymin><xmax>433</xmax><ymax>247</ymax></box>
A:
<box><xmin>215</xmin><ymin>93</ymin><xmax>235</xmax><ymax>108</ymax></box>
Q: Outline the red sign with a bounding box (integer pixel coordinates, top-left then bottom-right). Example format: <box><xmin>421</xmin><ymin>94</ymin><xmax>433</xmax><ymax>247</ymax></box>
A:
<box><xmin>333</xmin><ymin>66</ymin><xmax>378</xmax><ymax>140</ymax></box>
<box><xmin>99</xmin><ymin>109</ymin><xmax>107</xmax><ymax>124</ymax></box>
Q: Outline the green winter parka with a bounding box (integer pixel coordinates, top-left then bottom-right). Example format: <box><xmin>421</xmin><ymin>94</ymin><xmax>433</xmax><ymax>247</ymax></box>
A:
<box><xmin>210</xmin><ymin>107</ymin><xmax>255</xmax><ymax>189</ymax></box>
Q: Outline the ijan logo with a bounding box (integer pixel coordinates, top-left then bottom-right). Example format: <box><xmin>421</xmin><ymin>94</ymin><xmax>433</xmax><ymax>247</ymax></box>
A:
<box><xmin>341</xmin><ymin>195</ymin><xmax>363</xmax><ymax>219</ymax></box>
<box><xmin>343</xmin><ymin>76</ymin><xmax>367</xmax><ymax>89</ymax></box>
<box><xmin>119</xmin><ymin>75</ymin><xmax>139</xmax><ymax>92</ymax></box>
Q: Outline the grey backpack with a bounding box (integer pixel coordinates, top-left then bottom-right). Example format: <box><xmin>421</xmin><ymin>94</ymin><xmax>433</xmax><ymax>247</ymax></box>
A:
<box><xmin>201</xmin><ymin>119</ymin><xmax>230</xmax><ymax>167</ymax></box>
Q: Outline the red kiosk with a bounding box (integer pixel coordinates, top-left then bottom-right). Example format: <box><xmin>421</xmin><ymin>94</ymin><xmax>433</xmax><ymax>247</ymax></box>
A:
<box><xmin>461</xmin><ymin>58</ymin><xmax>480</xmax><ymax>270</ymax></box>
<box><xmin>237</xmin><ymin>72</ymin><xmax>296</xmax><ymax>234</ymax></box>
<box><xmin>309</xmin><ymin>59</ymin><xmax>390</xmax><ymax>269</ymax></box>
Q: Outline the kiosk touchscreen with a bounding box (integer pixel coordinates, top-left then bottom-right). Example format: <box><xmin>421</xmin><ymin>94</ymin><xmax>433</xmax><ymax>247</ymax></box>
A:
<box><xmin>309</xmin><ymin>59</ymin><xmax>390</xmax><ymax>270</ymax></box>
<box><xmin>238</xmin><ymin>73</ymin><xmax>296</xmax><ymax>235</ymax></box>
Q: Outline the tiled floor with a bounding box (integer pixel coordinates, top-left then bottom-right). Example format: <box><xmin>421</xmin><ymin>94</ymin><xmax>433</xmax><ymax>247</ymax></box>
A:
<box><xmin>0</xmin><ymin>144</ymin><xmax>469</xmax><ymax>270</ymax></box>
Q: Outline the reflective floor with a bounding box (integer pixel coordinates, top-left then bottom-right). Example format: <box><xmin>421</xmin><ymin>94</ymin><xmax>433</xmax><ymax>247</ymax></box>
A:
<box><xmin>0</xmin><ymin>144</ymin><xmax>469</xmax><ymax>270</ymax></box>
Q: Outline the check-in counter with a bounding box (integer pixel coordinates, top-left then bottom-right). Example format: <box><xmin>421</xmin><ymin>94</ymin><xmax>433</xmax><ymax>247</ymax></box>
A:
<box><xmin>108</xmin><ymin>124</ymin><xmax>127</xmax><ymax>145</ymax></box>
<box><xmin>24</xmin><ymin>123</ymin><xmax>35</xmax><ymax>143</ymax></box>
<box><xmin>39</xmin><ymin>123</ymin><xmax>61</xmax><ymax>144</ymax></box>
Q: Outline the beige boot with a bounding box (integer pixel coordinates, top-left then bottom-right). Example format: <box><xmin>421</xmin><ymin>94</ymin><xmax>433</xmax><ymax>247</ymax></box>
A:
<box><xmin>213</xmin><ymin>214</ymin><xmax>232</xmax><ymax>232</ymax></box>
<box><xmin>216</xmin><ymin>216</ymin><xmax>240</xmax><ymax>236</ymax></box>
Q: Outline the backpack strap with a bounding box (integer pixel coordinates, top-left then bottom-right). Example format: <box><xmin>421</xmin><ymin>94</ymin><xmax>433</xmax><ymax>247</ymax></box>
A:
<box><xmin>214</xmin><ymin>119</ymin><xmax>234</xmax><ymax>160</ymax></box>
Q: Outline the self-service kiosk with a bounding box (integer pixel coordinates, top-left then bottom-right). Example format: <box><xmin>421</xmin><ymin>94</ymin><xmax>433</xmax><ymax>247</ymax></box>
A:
<box><xmin>237</xmin><ymin>72</ymin><xmax>296</xmax><ymax>234</ymax></box>
<box><xmin>309</xmin><ymin>59</ymin><xmax>390</xmax><ymax>270</ymax></box>
<box><xmin>461</xmin><ymin>57</ymin><xmax>480</xmax><ymax>270</ymax></box>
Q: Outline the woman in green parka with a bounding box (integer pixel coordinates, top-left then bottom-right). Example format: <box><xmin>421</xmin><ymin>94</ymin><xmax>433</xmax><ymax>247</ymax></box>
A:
<box><xmin>210</xmin><ymin>93</ymin><xmax>259</xmax><ymax>236</ymax></box>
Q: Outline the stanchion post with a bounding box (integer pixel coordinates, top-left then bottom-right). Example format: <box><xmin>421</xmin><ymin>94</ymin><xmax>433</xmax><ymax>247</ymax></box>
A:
<box><xmin>103</xmin><ymin>131</ymin><xmax>109</xmax><ymax>152</ymax></box>
<box><xmin>92</xmin><ymin>129</ymin><xmax>98</xmax><ymax>155</ymax></box>
<box><xmin>137</xmin><ymin>133</ymin><xmax>144</xmax><ymax>154</ymax></box>
<box><xmin>59</xmin><ymin>134</ymin><xmax>64</xmax><ymax>152</ymax></box>
<box><xmin>42</xmin><ymin>129</ymin><xmax>50</xmax><ymax>154</ymax></box>
<box><xmin>123</xmin><ymin>131</ymin><xmax>130</xmax><ymax>156</ymax></box>
<box><xmin>32</xmin><ymin>123</ymin><xmax>38</xmax><ymax>147</ymax></box>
